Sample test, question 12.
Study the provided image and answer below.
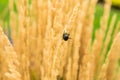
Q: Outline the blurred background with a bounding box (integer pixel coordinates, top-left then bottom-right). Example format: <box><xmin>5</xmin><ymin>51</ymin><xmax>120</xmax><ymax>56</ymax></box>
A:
<box><xmin>0</xmin><ymin>0</ymin><xmax>120</xmax><ymax>40</ymax></box>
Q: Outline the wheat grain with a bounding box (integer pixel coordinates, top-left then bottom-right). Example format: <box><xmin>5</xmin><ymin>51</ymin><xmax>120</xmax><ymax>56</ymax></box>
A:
<box><xmin>106</xmin><ymin>32</ymin><xmax>120</xmax><ymax>80</ymax></box>
<box><xmin>0</xmin><ymin>26</ymin><xmax>21</xmax><ymax>80</ymax></box>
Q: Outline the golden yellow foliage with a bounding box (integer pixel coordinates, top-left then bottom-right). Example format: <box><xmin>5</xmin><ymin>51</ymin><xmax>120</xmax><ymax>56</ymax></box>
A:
<box><xmin>0</xmin><ymin>0</ymin><xmax>120</xmax><ymax>80</ymax></box>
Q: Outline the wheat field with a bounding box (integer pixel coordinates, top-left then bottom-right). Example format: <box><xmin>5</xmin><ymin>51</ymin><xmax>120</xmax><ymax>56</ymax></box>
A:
<box><xmin>0</xmin><ymin>0</ymin><xmax>120</xmax><ymax>80</ymax></box>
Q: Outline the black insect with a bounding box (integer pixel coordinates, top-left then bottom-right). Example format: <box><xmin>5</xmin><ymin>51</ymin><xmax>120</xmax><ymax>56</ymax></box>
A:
<box><xmin>63</xmin><ymin>32</ymin><xmax>70</xmax><ymax>41</ymax></box>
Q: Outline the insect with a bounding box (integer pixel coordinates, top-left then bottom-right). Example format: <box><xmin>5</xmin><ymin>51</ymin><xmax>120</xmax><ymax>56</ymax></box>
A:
<box><xmin>63</xmin><ymin>32</ymin><xmax>70</xmax><ymax>41</ymax></box>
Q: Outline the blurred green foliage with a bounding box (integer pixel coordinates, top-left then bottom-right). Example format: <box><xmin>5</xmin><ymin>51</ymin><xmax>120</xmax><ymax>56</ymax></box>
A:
<box><xmin>92</xmin><ymin>4</ymin><xmax>120</xmax><ymax>63</ymax></box>
<box><xmin>92</xmin><ymin>4</ymin><xmax>120</xmax><ymax>41</ymax></box>
<box><xmin>0</xmin><ymin>0</ymin><xmax>9</xmax><ymax>21</ymax></box>
<box><xmin>0</xmin><ymin>0</ymin><xmax>11</xmax><ymax>41</ymax></box>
